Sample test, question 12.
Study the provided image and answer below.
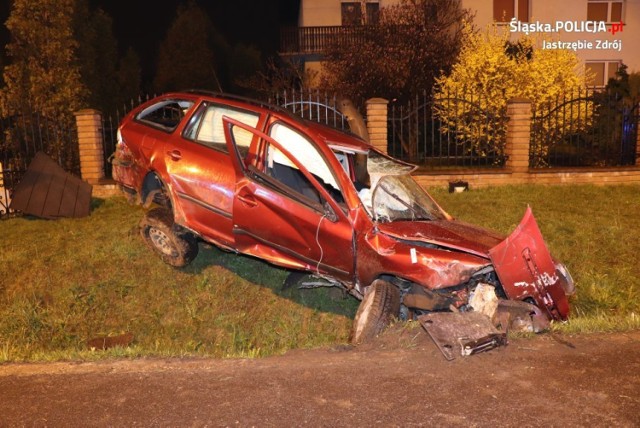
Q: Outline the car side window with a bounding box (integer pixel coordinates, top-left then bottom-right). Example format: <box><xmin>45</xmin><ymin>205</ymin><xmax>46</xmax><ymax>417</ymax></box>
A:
<box><xmin>136</xmin><ymin>99</ymin><xmax>194</xmax><ymax>132</ymax></box>
<box><xmin>183</xmin><ymin>103</ymin><xmax>259</xmax><ymax>153</ymax></box>
<box><xmin>264</xmin><ymin>123</ymin><xmax>345</xmax><ymax>205</ymax></box>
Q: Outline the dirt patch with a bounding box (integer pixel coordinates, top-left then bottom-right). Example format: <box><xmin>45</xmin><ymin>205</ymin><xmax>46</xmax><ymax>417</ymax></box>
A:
<box><xmin>1</xmin><ymin>328</ymin><xmax>639</xmax><ymax>426</ymax></box>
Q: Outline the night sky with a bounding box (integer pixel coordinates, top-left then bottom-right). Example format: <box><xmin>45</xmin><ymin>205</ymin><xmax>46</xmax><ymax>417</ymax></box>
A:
<box><xmin>1</xmin><ymin>0</ymin><xmax>300</xmax><ymax>84</ymax></box>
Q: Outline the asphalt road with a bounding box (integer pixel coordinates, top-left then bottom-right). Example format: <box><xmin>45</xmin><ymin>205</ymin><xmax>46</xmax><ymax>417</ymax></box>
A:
<box><xmin>1</xmin><ymin>329</ymin><xmax>639</xmax><ymax>427</ymax></box>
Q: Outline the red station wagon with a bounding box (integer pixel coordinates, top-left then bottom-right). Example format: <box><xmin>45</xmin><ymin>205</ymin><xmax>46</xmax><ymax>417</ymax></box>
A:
<box><xmin>112</xmin><ymin>91</ymin><xmax>575</xmax><ymax>345</ymax></box>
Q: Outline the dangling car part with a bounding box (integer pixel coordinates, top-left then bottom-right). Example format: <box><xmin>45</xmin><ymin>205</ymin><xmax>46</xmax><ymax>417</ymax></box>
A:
<box><xmin>419</xmin><ymin>312</ymin><xmax>508</xmax><ymax>361</ymax></box>
<box><xmin>111</xmin><ymin>91</ymin><xmax>575</xmax><ymax>347</ymax></box>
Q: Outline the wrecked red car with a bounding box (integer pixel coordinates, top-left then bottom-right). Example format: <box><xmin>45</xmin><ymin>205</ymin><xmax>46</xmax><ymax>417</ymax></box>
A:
<box><xmin>112</xmin><ymin>91</ymin><xmax>574</xmax><ymax>344</ymax></box>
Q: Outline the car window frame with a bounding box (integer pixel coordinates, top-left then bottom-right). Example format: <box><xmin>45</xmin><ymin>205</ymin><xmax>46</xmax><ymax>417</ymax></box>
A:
<box><xmin>261</xmin><ymin>120</ymin><xmax>348</xmax><ymax>210</ymax></box>
<box><xmin>135</xmin><ymin>98</ymin><xmax>195</xmax><ymax>133</ymax></box>
<box><xmin>247</xmin><ymin>163</ymin><xmax>326</xmax><ymax>214</ymax></box>
<box><xmin>182</xmin><ymin>101</ymin><xmax>261</xmax><ymax>154</ymax></box>
<box><xmin>222</xmin><ymin>116</ymin><xmax>347</xmax><ymax>219</ymax></box>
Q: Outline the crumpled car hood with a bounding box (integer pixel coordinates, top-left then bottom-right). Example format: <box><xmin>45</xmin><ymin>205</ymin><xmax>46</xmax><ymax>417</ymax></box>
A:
<box><xmin>376</xmin><ymin>220</ymin><xmax>504</xmax><ymax>258</ymax></box>
<box><xmin>376</xmin><ymin>209</ymin><xmax>572</xmax><ymax>321</ymax></box>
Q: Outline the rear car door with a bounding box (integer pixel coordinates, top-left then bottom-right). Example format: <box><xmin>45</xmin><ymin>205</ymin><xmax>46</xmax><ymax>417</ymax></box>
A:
<box><xmin>223</xmin><ymin>117</ymin><xmax>354</xmax><ymax>280</ymax></box>
<box><xmin>163</xmin><ymin>102</ymin><xmax>262</xmax><ymax>248</ymax></box>
<box><xmin>114</xmin><ymin>98</ymin><xmax>196</xmax><ymax>191</ymax></box>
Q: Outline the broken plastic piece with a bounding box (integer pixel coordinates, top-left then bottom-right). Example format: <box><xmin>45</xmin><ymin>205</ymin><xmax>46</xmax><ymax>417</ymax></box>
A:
<box><xmin>469</xmin><ymin>283</ymin><xmax>499</xmax><ymax>319</ymax></box>
<box><xmin>460</xmin><ymin>333</ymin><xmax>508</xmax><ymax>356</ymax></box>
<box><xmin>419</xmin><ymin>311</ymin><xmax>507</xmax><ymax>360</ymax></box>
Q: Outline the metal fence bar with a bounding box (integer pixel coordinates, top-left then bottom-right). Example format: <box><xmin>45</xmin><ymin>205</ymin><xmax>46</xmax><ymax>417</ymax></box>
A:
<box><xmin>101</xmin><ymin>97</ymin><xmax>146</xmax><ymax>179</ymax></box>
<box><xmin>275</xmin><ymin>89</ymin><xmax>350</xmax><ymax>132</ymax></box>
<box><xmin>0</xmin><ymin>107</ymin><xmax>80</xmax><ymax>218</ymax></box>
<box><xmin>388</xmin><ymin>89</ymin><xmax>508</xmax><ymax>168</ymax></box>
<box><xmin>530</xmin><ymin>89</ymin><xmax>638</xmax><ymax>168</ymax></box>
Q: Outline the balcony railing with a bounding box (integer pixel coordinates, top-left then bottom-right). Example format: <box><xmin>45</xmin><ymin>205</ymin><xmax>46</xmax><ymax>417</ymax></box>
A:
<box><xmin>279</xmin><ymin>26</ymin><xmax>369</xmax><ymax>55</ymax></box>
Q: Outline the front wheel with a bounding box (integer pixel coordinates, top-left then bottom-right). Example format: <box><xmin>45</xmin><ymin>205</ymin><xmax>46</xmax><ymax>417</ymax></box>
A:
<box><xmin>139</xmin><ymin>208</ymin><xmax>198</xmax><ymax>267</ymax></box>
<box><xmin>350</xmin><ymin>279</ymin><xmax>400</xmax><ymax>344</ymax></box>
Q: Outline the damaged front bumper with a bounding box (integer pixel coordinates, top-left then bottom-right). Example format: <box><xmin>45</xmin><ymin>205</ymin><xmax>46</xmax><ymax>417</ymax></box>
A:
<box><xmin>489</xmin><ymin>206</ymin><xmax>573</xmax><ymax>321</ymax></box>
<box><xmin>420</xmin><ymin>208</ymin><xmax>574</xmax><ymax>360</ymax></box>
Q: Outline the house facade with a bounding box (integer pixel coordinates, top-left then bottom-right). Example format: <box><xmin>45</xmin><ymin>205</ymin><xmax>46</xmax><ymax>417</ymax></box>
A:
<box><xmin>281</xmin><ymin>0</ymin><xmax>640</xmax><ymax>87</ymax></box>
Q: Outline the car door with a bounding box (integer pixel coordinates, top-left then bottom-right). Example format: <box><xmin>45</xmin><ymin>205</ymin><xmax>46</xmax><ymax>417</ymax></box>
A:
<box><xmin>223</xmin><ymin>116</ymin><xmax>355</xmax><ymax>281</ymax></box>
<box><xmin>163</xmin><ymin>102</ymin><xmax>262</xmax><ymax>248</ymax></box>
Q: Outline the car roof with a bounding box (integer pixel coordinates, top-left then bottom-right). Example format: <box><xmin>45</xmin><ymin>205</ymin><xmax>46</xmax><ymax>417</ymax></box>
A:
<box><xmin>175</xmin><ymin>90</ymin><xmax>306</xmax><ymax>122</ymax></box>
<box><xmin>161</xmin><ymin>90</ymin><xmax>373</xmax><ymax>152</ymax></box>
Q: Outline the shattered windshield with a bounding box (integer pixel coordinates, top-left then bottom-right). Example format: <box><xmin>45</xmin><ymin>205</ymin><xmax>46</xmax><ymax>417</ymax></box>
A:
<box><xmin>371</xmin><ymin>175</ymin><xmax>446</xmax><ymax>223</ymax></box>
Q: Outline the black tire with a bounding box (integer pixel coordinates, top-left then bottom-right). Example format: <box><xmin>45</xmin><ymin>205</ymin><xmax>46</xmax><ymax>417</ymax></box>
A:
<box><xmin>350</xmin><ymin>279</ymin><xmax>400</xmax><ymax>345</ymax></box>
<box><xmin>139</xmin><ymin>208</ymin><xmax>198</xmax><ymax>267</ymax></box>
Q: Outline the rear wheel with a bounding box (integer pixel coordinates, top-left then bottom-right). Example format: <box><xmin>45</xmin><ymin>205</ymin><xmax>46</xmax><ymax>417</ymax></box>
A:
<box><xmin>139</xmin><ymin>208</ymin><xmax>198</xmax><ymax>267</ymax></box>
<box><xmin>350</xmin><ymin>279</ymin><xmax>400</xmax><ymax>344</ymax></box>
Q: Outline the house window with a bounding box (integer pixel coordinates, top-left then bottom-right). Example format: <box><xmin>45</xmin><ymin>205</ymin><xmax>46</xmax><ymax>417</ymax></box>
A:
<box><xmin>494</xmin><ymin>0</ymin><xmax>529</xmax><ymax>22</ymax></box>
<box><xmin>341</xmin><ymin>3</ymin><xmax>362</xmax><ymax>26</ymax></box>
<box><xmin>587</xmin><ymin>1</ymin><xmax>623</xmax><ymax>22</ymax></box>
<box><xmin>341</xmin><ymin>2</ymin><xmax>379</xmax><ymax>25</ymax></box>
<box><xmin>586</xmin><ymin>61</ymin><xmax>621</xmax><ymax>87</ymax></box>
<box><xmin>366</xmin><ymin>3</ymin><xmax>380</xmax><ymax>24</ymax></box>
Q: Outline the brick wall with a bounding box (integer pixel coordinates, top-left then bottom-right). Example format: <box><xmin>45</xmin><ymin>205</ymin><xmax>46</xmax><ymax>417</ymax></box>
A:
<box><xmin>413</xmin><ymin>167</ymin><xmax>640</xmax><ymax>188</ymax></box>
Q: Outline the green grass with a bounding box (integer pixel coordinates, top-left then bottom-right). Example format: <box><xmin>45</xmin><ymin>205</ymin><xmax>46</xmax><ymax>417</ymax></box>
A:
<box><xmin>0</xmin><ymin>198</ymin><xmax>357</xmax><ymax>362</ymax></box>
<box><xmin>1</xmin><ymin>184</ymin><xmax>639</xmax><ymax>362</ymax></box>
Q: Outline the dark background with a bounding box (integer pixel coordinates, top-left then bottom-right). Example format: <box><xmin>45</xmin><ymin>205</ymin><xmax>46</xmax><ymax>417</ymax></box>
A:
<box><xmin>1</xmin><ymin>0</ymin><xmax>300</xmax><ymax>84</ymax></box>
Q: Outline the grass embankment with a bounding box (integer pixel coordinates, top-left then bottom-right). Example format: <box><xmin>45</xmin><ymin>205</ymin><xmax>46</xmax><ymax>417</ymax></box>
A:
<box><xmin>0</xmin><ymin>198</ymin><xmax>357</xmax><ymax>362</ymax></box>
<box><xmin>1</xmin><ymin>184</ymin><xmax>639</xmax><ymax>362</ymax></box>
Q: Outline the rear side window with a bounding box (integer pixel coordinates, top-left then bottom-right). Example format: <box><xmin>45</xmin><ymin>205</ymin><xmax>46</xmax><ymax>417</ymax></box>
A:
<box><xmin>183</xmin><ymin>103</ymin><xmax>260</xmax><ymax>152</ymax></box>
<box><xmin>136</xmin><ymin>99</ymin><xmax>195</xmax><ymax>132</ymax></box>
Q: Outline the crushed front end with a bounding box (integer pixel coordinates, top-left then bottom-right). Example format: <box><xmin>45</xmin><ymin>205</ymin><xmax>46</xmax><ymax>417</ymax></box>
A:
<box><xmin>489</xmin><ymin>206</ymin><xmax>574</xmax><ymax>322</ymax></box>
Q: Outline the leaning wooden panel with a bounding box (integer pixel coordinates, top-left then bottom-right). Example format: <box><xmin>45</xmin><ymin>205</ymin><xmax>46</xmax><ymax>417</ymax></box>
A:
<box><xmin>9</xmin><ymin>152</ymin><xmax>92</xmax><ymax>219</ymax></box>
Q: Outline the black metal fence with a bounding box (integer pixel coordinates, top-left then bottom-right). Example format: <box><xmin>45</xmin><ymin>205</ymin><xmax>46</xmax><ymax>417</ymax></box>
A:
<box><xmin>270</xmin><ymin>89</ymin><xmax>349</xmax><ymax>131</ymax></box>
<box><xmin>0</xmin><ymin>160</ymin><xmax>18</xmax><ymax>219</ymax></box>
<box><xmin>388</xmin><ymin>91</ymin><xmax>508</xmax><ymax>168</ymax></box>
<box><xmin>5</xmin><ymin>88</ymin><xmax>629</xmax><ymax>216</ymax></box>
<box><xmin>0</xmin><ymin>110</ymin><xmax>78</xmax><ymax>219</ymax></box>
<box><xmin>531</xmin><ymin>90</ymin><xmax>639</xmax><ymax>167</ymax></box>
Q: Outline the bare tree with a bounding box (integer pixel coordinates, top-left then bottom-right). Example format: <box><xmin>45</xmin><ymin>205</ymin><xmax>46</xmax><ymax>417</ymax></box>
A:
<box><xmin>320</xmin><ymin>0</ymin><xmax>471</xmax><ymax>107</ymax></box>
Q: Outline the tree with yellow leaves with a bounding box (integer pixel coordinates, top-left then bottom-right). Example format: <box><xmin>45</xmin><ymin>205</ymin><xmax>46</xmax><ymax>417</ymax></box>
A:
<box><xmin>434</xmin><ymin>24</ymin><xmax>592</xmax><ymax>166</ymax></box>
<box><xmin>1</xmin><ymin>0</ymin><xmax>142</xmax><ymax>171</ymax></box>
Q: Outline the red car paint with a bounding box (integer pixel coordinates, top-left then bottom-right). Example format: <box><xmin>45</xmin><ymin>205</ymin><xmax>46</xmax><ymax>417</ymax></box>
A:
<box><xmin>113</xmin><ymin>92</ymin><xmax>573</xmax><ymax>322</ymax></box>
<box><xmin>489</xmin><ymin>207</ymin><xmax>571</xmax><ymax>320</ymax></box>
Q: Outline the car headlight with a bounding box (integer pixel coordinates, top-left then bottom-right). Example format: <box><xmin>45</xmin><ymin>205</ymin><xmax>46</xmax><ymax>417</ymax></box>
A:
<box><xmin>555</xmin><ymin>263</ymin><xmax>575</xmax><ymax>296</ymax></box>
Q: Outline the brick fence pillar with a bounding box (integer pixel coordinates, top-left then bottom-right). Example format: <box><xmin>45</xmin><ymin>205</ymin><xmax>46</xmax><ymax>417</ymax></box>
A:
<box><xmin>505</xmin><ymin>98</ymin><xmax>532</xmax><ymax>177</ymax></box>
<box><xmin>74</xmin><ymin>109</ymin><xmax>104</xmax><ymax>184</ymax></box>
<box><xmin>366</xmin><ymin>98</ymin><xmax>389</xmax><ymax>153</ymax></box>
